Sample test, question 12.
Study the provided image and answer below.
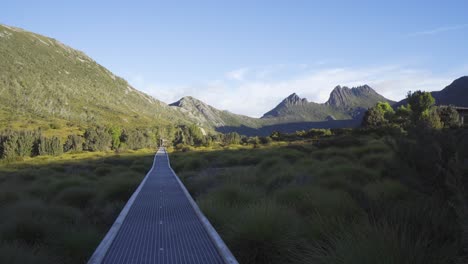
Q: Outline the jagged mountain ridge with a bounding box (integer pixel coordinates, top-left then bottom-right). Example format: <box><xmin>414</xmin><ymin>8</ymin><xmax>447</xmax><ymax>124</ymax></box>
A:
<box><xmin>261</xmin><ymin>85</ymin><xmax>394</xmax><ymax>122</ymax></box>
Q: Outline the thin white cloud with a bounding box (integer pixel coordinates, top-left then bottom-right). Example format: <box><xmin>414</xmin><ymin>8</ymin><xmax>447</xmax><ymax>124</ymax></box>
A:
<box><xmin>225</xmin><ymin>67</ymin><xmax>249</xmax><ymax>81</ymax></box>
<box><xmin>128</xmin><ymin>65</ymin><xmax>463</xmax><ymax>118</ymax></box>
<box><xmin>409</xmin><ymin>23</ymin><xmax>468</xmax><ymax>36</ymax></box>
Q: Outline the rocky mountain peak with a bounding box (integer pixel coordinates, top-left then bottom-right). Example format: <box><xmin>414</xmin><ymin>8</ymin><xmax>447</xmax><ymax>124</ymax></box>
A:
<box><xmin>326</xmin><ymin>84</ymin><xmax>381</xmax><ymax>107</ymax></box>
<box><xmin>283</xmin><ymin>93</ymin><xmax>308</xmax><ymax>105</ymax></box>
<box><xmin>170</xmin><ymin>96</ymin><xmax>206</xmax><ymax>108</ymax></box>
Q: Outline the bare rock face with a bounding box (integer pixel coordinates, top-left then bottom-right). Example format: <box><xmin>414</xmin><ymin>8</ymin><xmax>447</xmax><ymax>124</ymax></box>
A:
<box><xmin>170</xmin><ymin>96</ymin><xmax>226</xmax><ymax>126</ymax></box>
<box><xmin>325</xmin><ymin>85</ymin><xmax>386</xmax><ymax>108</ymax></box>
<box><xmin>261</xmin><ymin>86</ymin><xmax>394</xmax><ymax>122</ymax></box>
<box><xmin>283</xmin><ymin>93</ymin><xmax>309</xmax><ymax>106</ymax></box>
<box><xmin>169</xmin><ymin>96</ymin><xmax>261</xmax><ymax>128</ymax></box>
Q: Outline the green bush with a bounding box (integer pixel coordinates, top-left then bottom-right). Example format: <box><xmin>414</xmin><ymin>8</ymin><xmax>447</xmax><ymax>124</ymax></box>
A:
<box><xmin>202</xmin><ymin>184</ymin><xmax>262</xmax><ymax>207</ymax></box>
<box><xmin>275</xmin><ymin>186</ymin><xmax>362</xmax><ymax>219</ymax></box>
<box><xmin>100</xmin><ymin>175</ymin><xmax>139</xmax><ymax>202</ymax></box>
<box><xmin>38</xmin><ymin>136</ymin><xmax>62</xmax><ymax>156</ymax></box>
<box><xmin>83</xmin><ymin>126</ymin><xmax>112</xmax><ymax>151</ymax></box>
<box><xmin>226</xmin><ymin>202</ymin><xmax>312</xmax><ymax>264</ymax></box>
<box><xmin>55</xmin><ymin>187</ymin><xmax>96</xmax><ymax>209</ymax></box>
<box><xmin>63</xmin><ymin>134</ymin><xmax>83</xmax><ymax>152</ymax></box>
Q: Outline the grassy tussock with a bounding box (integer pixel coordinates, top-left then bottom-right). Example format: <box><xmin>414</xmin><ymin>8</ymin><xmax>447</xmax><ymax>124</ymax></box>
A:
<box><xmin>171</xmin><ymin>135</ymin><xmax>464</xmax><ymax>263</ymax></box>
<box><xmin>0</xmin><ymin>149</ymin><xmax>155</xmax><ymax>263</ymax></box>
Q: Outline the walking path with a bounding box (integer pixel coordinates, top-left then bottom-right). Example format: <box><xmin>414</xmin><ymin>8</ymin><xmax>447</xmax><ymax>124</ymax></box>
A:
<box><xmin>88</xmin><ymin>148</ymin><xmax>238</xmax><ymax>264</ymax></box>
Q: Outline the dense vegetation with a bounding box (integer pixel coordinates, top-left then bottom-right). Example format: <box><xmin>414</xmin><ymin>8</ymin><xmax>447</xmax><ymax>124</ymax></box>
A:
<box><xmin>0</xmin><ymin>123</ymin><xmax>271</xmax><ymax>161</ymax></box>
<box><xmin>170</xmin><ymin>128</ymin><xmax>467</xmax><ymax>263</ymax></box>
<box><xmin>165</xmin><ymin>91</ymin><xmax>468</xmax><ymax>264</ymax></box>
<box><xmin>0</xmin><ymin>150</ymin><xmax>155</xmax><ymax>263</ymax></box>
<box><xmin>0</xmin><ymin>90</ymin><xmax>466</xmax><ymax>263</ymax></box>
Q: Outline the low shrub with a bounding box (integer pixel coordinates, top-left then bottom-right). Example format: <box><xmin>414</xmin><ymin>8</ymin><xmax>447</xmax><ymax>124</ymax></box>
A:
<box><xmin>226</xmin><ymin>202</ymin><xmax>312</xmax><ymax>264</ymax></box>
<box><xmin>55</xmin><ymin>186</ymin><xmax>96</xmax><ymax>209</ymax></box>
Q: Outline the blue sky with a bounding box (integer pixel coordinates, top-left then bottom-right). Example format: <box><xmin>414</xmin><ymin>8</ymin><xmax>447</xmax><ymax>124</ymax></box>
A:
<box><xmin>3</xmin><ymin>0</ymin><xmax>468</xmax><ymax>117</ymax></box>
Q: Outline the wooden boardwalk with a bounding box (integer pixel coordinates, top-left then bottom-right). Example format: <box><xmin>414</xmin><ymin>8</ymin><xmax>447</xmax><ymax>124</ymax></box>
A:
<box><xmin>88</xmin><ymin>148</ymin><xmax>237</xmax><ymax>264</ymax></box>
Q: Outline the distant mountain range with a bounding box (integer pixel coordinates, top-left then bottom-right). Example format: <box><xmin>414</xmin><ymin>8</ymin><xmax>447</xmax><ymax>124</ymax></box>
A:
<box><xmin>262</xmin><ymin>85</ymin><xmax>394</xmax><ymax>121</ymax></box>
<box><xmin>0</xmin><ymin>24</ymin><xmax>466</xmax><ymax>136</ymax></box>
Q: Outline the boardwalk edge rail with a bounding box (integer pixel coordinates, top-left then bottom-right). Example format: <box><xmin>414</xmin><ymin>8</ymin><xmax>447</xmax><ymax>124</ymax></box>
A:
<box><xmin>165</xmin><ymin>148</ymin><xmax>238</xmax><ymax>264</ymax></box>
<box><xmin>88</xmin><ymin>148</ymin><xmax>238</xmax><ymax>264</ymax></box>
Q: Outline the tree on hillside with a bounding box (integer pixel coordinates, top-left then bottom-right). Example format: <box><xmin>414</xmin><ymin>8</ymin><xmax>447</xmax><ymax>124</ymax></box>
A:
<box><xmin>38</xmin><ymin>136</ymin><xmax>62</xmax><ymax>156</ymax></box>
<box><xmin>437</xmin><ymin>105</ymin><xmax>460</xmax><ymax>128</ymax></box>
<box><xmin>84</xmin><ymin>126</ymin><xmax>112</xmax><ymax>151</ymax></box>
<box><xmin>63</xmin><ymin>134</ymin><xmax>83</xmax><ymax>152</ymax></box>
<box><xmin>188</xmin><ymin>124</ymin><xmax>206</xmax><ymax>146</ymax></box>
<box><xmin>109</xmin><ymin>127</ymin><xmax>122</xmax><ymax>150</ymax></box>
<box><xmin>362</xmin><ymin>101</ymin><xmax>395</xmax><ymax>128</ymax></box>
<box><xmin>223</xmin><ymin>132</ymin><xmax>241</xmax><ymax>145</ymax></box>
<box><xmin>406</xmin><ymin>90</ymin><xmax>435</xmax><ymax>122</ymax></box>
<box><xmin>0</xmin><ymin>132</ymin><xmax>19</xmax><ymax>160</ymax></box>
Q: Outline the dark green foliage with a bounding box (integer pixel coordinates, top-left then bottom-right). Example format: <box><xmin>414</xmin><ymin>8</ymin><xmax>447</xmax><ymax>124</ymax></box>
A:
<box><xmin>247</xmin><ymin>136</ymin><xmax>260</xmax><ymax>146</ymax></box>
<box><xmin>109</xmin><ymin>127</ymin><xmax>121</xmax><ymax>150</ymax></box>
<box><xmin>362</xmin><ymin>91</ymin><xmax>452</xmax><ymax>130</ymax></box>
<box><xmin>223</xmin><ymin>132</ymin><xmax>241</xmax><ymax>145</ymax></box>
<box><xmin>120</xmin><ymin>128</ymin><xmax>154</xmax><ymax>150</ymax></box>
<box><xmin>16</xmin><ymin>131</ymin><xmax>37</xmax><ymax>157</ymax></box>
<box><xmin>269</xmin><ymin>128</ymin><xmax>333</xmax><ymax>141</ymax></box>
<box><xmin>406</xmin><ymin>90</ymin><xmax>435</xmax><ymax>123</ymax></box>
<box><xmin>38</xmin><ymin>136</ymin><xmax>62</xmax><ymax>156</ymax></box>
<box><xmin>0</xmin><ymin>132</ymin><xmax>19</xmax><ymax>160</ymax></box>
<box><xmin>172</xmin><ymin>125</ymin><xmax>207</xmax><ymax>147</ymax></box>
<box><xmin>259</xmin><ymin>136</ymin><xmax>272</xmax><ymax>144</ymax></box>
<box><xmin>83</xmin><ymin>126</ymin><xmax>111</xmax><ymax>151</ymax></box>
<box><xmin>0</xmin><ymin>130</ymin><xmax>41</xmax><ymax>159</ymax></box>
<box><xmin>0</xmin><ymin>152</ymin><xmax>152</xmax><ymax>263</ymax></box>
<box><xmin>63</xmin><ymin>134</ymin><xmax>83</xmax><ymax>152</ymax></box>
<box><xmin>226</xmin><ymin>202</ymin><xmax>312</xmax><ymax>264</ymax></box>
<box><xmin>171</xmin><ymin>129</ymin><xmax>468</xmax><ymax>263</ymax></box>
<box><xmin>55</xmin><ymin>187</ymin><xmax>96</xmax><ymax>209</ymax></box>
<box><xmin>437</xmin><ymin>105</ymin><xmax>460</xmax><ymax>128</ymax></box>
<box><xmin>362</xmin><ymin>101</ymin><xmax>395</xmax><ymax>128</ymax></box>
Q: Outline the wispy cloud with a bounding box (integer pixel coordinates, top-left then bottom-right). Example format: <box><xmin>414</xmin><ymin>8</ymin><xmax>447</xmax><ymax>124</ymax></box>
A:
<box><xmin>225</xmin><ymin>67</ymin><xmax>249</xmax><ymax>81</ymax></box>
<box><xmin>409</xmin><ymin>23</ymin><xmax>468</xmax><ymax>36</ymax></box>
<box><xmin>128</xmin><ymin>65</ymin><xmax>462</xmax><ymax>118</ymax></box>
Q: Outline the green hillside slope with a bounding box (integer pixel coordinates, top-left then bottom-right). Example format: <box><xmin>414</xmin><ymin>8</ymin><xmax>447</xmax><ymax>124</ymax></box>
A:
<box><xmin>0</xmin><ymin>24</ymin><xmax>184</xmax><ymax>131</ymax></box>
